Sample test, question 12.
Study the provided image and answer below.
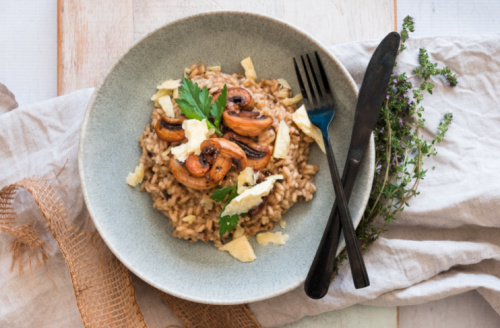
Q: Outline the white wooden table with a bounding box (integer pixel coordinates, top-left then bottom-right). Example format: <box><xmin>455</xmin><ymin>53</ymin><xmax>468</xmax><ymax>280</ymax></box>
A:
<box><xmin>2</xmin><ymin>1</ymin><xmax>500</xmax><ymax>327</ymax></box>
<box><xmin>57</xmin><ymin>0</ymin><xmax>396</xmax><ymax>95</ymax></box>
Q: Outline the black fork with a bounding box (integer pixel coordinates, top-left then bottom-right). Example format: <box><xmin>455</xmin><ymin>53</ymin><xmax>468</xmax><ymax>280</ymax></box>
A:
<box><xmin>294</xmin><ymin>52</ymin><xmax>370</xmax><ymax>298</ymax></box>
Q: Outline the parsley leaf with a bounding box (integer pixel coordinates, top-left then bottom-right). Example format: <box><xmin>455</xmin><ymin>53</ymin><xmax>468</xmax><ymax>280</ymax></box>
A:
<box><xmin>210</xmin><ymin>184</ymin><xmax>236</xmax><ymax>202</ymax></box>
<box><xmin>219</xmin><ymin>214</ymin><xmax>240</xmax><ymax>236</ymax></box>
<box><xmin>224</xmin><ymin>185</ymin><xmax>239</xmax><ymax>206</ymax></box>
<box><xmin>210</xmin><ymin>182</ymin><xmax>241</xmax><ymax>236</ymax></box>
<box><xmin>175</xmin><ymin>78</ymin><xmax>227</xmax><ymax>135</ymax></box>
<box><xmin>210</xmin><ymin>84</ymin><xmax>227</xmax><ymax>130</ymax></box>
<box><xmin>199</xmin><ymin>86</ymin><xmax>212</xmax><ymax>116</ymax></box>
<box><xmin>175</xmin><ymin>78</ymin><xmax>205</xmax><ymax>119</ymax></box>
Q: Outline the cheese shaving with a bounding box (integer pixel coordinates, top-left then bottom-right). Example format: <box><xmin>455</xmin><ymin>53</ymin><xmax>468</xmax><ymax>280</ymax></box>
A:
<box><xmin>292</xmin><ymin>105</ymin><xmax>326</xmax><ymax>153</ymax></box>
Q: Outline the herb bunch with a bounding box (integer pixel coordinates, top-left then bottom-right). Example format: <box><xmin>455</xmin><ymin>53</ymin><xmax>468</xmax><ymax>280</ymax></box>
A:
<box><xmin>335</xmin><ymin>16</ymin><xmax>457</xmax><ymax>271</ymax></box>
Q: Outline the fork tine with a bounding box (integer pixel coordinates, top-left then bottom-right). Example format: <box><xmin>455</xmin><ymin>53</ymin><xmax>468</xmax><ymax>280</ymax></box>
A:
<box><xmin>306</xmin><ymin>54</ymin><xmax>325</xmax><ymax>106</ymax></box>
<box><xmin>301</xmin><ymin>55</ymin><xmax>318</xmax><ymax>107</ymax></box>
<box><xmin>293</xmin><ymin>57</ymin><xmax>309</xmax><ymax>103</ymax></box>
<box><xmin>315</xmin><ymin>51</ymin><xmax>334</xmax><ymax>105</ymax></box>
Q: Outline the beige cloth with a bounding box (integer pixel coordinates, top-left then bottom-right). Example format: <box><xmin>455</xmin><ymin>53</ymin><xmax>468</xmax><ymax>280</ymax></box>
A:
<box><xmin>1</xmin><ymin>34</ymin><xmax>500</xmax><ymax>327</ymax></box>
<box><xmin>0</xmin><ymin>83</ymin><xmax>18</xmax><ymax>114</ymax></box>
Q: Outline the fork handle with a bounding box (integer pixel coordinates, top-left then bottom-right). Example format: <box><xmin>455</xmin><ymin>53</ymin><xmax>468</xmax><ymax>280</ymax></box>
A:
<box><xmin>332</xmin><ymin>157</ymin><xmax>370</xmax><ymax>288</ymax></box>
<box><xmin>304</xmin><ymin>138</ymin><xmax>369</xmax><ymax>298</ymax></box>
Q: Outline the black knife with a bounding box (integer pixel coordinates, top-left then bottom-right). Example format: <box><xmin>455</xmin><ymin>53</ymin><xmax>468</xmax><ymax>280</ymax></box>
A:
<box><xmin>305</xmin><ymin>31</ymin><xmax>401</xmax><ymax>298</ymax></box>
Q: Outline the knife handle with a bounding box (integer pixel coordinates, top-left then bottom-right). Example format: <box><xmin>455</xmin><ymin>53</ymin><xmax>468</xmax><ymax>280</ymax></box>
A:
<box><xmin>304</xmin><ymin>156</ymin><xmax>369</xmax><ymax>298</ymax></box>
<box><xmin>335</xmin><ymin>157</ymin><xmax>370</xmax><ymax>289</ymax></box>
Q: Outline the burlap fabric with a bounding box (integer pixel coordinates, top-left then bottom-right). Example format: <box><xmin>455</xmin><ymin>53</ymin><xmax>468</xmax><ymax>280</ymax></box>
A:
<box><xmin>0</xmin><ymin>177</ymin><xmax>260</xmax><ymax>328</ymax></box>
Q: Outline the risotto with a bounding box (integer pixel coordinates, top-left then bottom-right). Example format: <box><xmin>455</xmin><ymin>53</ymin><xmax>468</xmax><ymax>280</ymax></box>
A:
<box><xmin>133</xmin><ymin>60</ymin><xmax>319</xmax><ymax>249</ymax></box>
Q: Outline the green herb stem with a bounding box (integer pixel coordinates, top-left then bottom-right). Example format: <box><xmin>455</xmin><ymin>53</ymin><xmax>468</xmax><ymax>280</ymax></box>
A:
<box><xmin>366</xmin><ymin>107</ymin><xmax>392</xmax><ymax>220</ymax></box>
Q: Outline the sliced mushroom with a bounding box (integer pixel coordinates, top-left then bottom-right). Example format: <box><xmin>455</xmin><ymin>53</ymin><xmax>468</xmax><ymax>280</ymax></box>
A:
<box><xmin>248</xmin><ymin>196</ymin><xmax>268</xmax><ymax>218</ymax></box>
<box><xmin>227</xmin><ymin>87</ymin><xmax>255</xmax><ymax>111</ymax></box>
<box><xmin>200</xmin><ymin>138</ymin><xmax>247</xmax><ymax>183</ymax></box>
<box><xmin>213</xmin><ymin>87</ymin><xmax>255</xmax><ymax>111</ymax></box>
<box><xmin>238</xmin><ymin>111</ymin><xmax>260</xmax><ymax>118</ymax></box>
<box><xmin>169</xmin><ymin>159</ymin><xmax>218</xmax><ymax>190</ymax></box>
<box><xmin>208</xmin><ymin>156</ymin><xmax>233</xmax><ymax>184</ymax></box>
<box><xmin>155</xmin><ymin>117</ymin><xmax>186</xmax><ymax>142</ymax></box>
<box><xmin>222</xmin><ymin>110</ymin><xmax>273</xmax><ymax>137</ymax></box>
<box><xmin>185</xmin><ymin>154</ymin><xmax>210</xmax><ymax>178</ymax></box>
<box><xmin>223</xmin><ymin>132</ymin><xmax>272</xmax><ymax>170</ymax></box>
<box><xmin>256</xmin><ymin>170</ymin><xmax>268</xmax><ymax>183</ymax></box>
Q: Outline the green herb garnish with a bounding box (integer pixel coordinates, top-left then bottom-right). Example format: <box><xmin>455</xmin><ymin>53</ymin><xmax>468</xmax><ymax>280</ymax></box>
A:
<box><xmin>210</xmin><ymin>184</ymin><xmax>237</xmax><ymax>202</ymax></box>
<box><xmin>218</xmin><ymin>214</ymin><xmax>240</xmax><ymax>236</ymax></box>
<box><xmin>210</xmin><ymin>84</ymin><xmax>226</xmax><ymax>130</ymax></box>
<box><xmin>210</xmin><ymin>183</ymin><xmax>241</xmax><ymax>236</ymax></box>
<box><xmin>333</xmin><ymin>16</ymin><xmax>457</xmax><ymax>276</ymax></box>
<box><xmin>175</xmin><ymin>78</ymin><xmax>227</xmax><ymax>135</ymax></box>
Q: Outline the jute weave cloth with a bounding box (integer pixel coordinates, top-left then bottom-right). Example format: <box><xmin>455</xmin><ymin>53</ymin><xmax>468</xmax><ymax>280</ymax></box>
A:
<box><xmin>0</xmin><ymin>178</ymin><xmax>260</xmax><ymax>328</ymax></box>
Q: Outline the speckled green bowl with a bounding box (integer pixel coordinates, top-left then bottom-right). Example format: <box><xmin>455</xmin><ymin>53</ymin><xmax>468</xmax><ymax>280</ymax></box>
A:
<box><xmin>79</xmin><ymin>11</ymin><xmax>374</xmax><ymax>305</ymax></box>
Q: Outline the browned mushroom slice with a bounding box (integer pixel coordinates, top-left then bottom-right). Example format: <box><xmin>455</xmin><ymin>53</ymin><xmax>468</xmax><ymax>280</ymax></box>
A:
<box><xmin>155</xmin><ymin>117</ymin><xmax>186</xmax><ymax>142</ymax></box>
<box><xmin>223</xmin><ymin>132</ymin><xmax>272</xmax><ymax>170</ymax></box>
<box><xmin>213</xmin><ymin>87</ymin><xmax>255</xmax><ymax>111</ymax></box>
<box><xmin>169</xmin><ymin>159</ymin><xmax>218</xmax><ymax>190</ymax></box>
<box><xmin>208</xmin><ymin>156</ymin><xmax>233</xmax><ymax>184</ymax></box>
<box><xmin>222</xmin><ymin>110</ymin><xmax>273</xmax><ymax>137</ymax></box>
<box><xmin>238</xmin><ymin>111</ymin><xmax>260</xmax><ymax>118</ymax></box>
<box><xmin>248</xmin><ymin>196</ymin><xmax>268</xmax><ymax>218</ymax></box>
<box><xmin>185</xmin><ymin>154</ymin><xmax>210</xmax><ymax>177</ymax></box>
<box><xmin>227</xmin><ymin>87</ymin><xmax>255</xmax><ymax>111</ymax></box>
<box><xmin>200</xmin><ymin>138</ymin><xmax>247</xmax><ymax>183</ymax></box>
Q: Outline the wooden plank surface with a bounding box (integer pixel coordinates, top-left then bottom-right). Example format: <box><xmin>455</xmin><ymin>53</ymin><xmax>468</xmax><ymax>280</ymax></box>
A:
<box><xmin>57</xmin><ymin>0</ymin><xmax>134</xmax><ymax>95</ymax></box>
<box><xmin>283</xmin><ymin>305</ymin><xmax>398</xmax><ymax>328</ymax></box>
<box><xmin>57</xmin><ymin>0</ymin><xmax>396</xmax><ymax>95</ymax></box>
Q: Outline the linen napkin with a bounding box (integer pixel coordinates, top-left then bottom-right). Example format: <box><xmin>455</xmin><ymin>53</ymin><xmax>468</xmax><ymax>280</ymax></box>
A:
<box><xmin>1</xmin><ymin>33</ymin><xmax>500</xmax><ymax>327</ymax></box>
<box><xmin>0</xmin><ymin>83</ymin><xmax>18</xmax><ymax>114</ymax></box>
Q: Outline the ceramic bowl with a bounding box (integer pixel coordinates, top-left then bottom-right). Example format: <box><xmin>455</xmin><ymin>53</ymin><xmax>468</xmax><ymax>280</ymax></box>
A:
<box><xmin>79</xmin><ymin>11</ymin><xmax>374</xmax><ymax>305</ymax></box>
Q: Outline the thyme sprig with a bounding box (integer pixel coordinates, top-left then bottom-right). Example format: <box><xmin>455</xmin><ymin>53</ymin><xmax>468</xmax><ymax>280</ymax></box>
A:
<box><xmin>334</xmin><ymin>16</ymin><xmax>458</xmax><ymax>274</ymax></box>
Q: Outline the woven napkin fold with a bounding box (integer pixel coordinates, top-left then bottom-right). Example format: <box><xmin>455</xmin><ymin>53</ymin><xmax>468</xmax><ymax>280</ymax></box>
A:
<box><xmin>1</xmin><ymin>33</ymin><xmax>500</xmax><ymax>327</ymax></box>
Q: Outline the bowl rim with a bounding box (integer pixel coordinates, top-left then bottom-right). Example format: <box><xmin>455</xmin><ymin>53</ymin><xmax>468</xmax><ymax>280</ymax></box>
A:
<box><xmin>78</xmin><ymin>10</ymin><xmax>369</xmax><ymax>305</ymax></box>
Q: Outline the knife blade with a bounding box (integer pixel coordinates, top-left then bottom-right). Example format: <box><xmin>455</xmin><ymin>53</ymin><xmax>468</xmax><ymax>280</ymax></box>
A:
<box><xmin>305</xmin><ymin>31</ymin><xmax>401</xmax><ymax>298</ymax></box>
